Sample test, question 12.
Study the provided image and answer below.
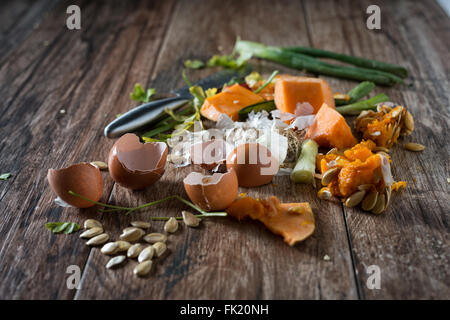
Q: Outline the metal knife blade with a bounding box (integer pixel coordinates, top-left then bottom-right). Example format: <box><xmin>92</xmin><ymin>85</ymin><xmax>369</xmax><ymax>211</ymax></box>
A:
<box><xmin>104</xmin><ymin>65</ymin><xmax>252</xmax><ymax>138</ymax></box>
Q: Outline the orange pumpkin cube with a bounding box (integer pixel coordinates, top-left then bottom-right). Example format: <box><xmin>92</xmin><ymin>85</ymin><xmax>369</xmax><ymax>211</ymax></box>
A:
<box><xmin>200</xmin><ymin>84</ymin><xmax>264</xmax><ymax>121</ymax></box>
<box><xmin>305</xmin><ymin>103</ymin><xmax>357</xmax><ymax>149</ymax></box>
<box><xmin>274</xmin><ymin>75</ymin><xmax>335</xmax><ymax>114</ymax></box>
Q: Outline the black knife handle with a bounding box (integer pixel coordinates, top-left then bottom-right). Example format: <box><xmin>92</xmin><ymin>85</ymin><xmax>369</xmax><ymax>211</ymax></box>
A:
<box><xmin>104</xmin><ymin>96</ymin><xmax>190</xmax><ymax>138</ymax></box>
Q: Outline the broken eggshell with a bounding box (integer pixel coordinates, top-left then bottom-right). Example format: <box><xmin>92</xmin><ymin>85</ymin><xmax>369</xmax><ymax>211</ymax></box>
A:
<box><xmin>183</xmin><ymin>169</ymin><xmax>238</xmax><ymax>211</ymax></box>
<box><xmin>189</xmin><ymin>139</ymin><xmax>232</xmax><ymax>171</ymax></box>
<box><xmin>47</xmin><ymin>162</ymin><xmax>103</xmax><ymax>208</ymax></box>
<box><xmin>226</xmin><ymin>143</ymin><xmax>279</xmax><ymax>188</ymax></box>
<box><xmin>108</xmin><ymin>133</ymin><xmax>168</xmax><ymax>190</ymax></box>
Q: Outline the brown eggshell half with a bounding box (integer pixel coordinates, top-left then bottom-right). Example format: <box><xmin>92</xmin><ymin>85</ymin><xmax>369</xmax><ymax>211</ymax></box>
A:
<box><xmin>183</xmin><ymin>169</ymin><xmax>238</xmax><ymax>211</ymax></box>
<box><xmin>108</xmin><ymin>133</ymin><xmax>168</xmax><ymax>190</ymax></box>
<box><xmin>190</xmin><ymin>139</ymin><xmax>231</xmax><ymax>171</ymax></box>
<box><xmin>47</xmin><ymin>163</ymin><xmax>103</xmax><ymax>208</ymax></box>
<box><xmin>226</xmin><ymin>143</ymin><xmax>278</xmax><ymax>187</ymax></box>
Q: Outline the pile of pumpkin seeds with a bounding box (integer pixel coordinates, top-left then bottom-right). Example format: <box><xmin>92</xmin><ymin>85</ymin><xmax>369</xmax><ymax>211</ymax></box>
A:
<box><xmin>80</xmin><ymin>212</ymin><xmax>200</xmax><ymax>277</ymax></box>
<box><xmin>317</xmin><ymin>149</ymin><xmax>393</xmax><ymax>215</ymax></box>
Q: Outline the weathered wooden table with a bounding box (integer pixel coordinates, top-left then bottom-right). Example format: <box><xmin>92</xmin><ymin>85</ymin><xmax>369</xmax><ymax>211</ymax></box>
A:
<box><xmin>0</xmin><ymin>0</ymin><xmax>448</xmax><ymax>300</ymax></box>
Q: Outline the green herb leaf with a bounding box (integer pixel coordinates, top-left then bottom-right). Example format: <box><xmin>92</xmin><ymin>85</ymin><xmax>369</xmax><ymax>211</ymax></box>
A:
<box><xmin>130</xmin><ymin>83</ymin><xmax>156</xmax><ymax>103</ymax></box>
<box><xmin>46</xmin><ymin>222</ymin><xmax>81</xmax><ymax>234</ymax></box>
<box><xmin>184</xmin><ymin>59</ymin><xmax>205</xmax><ymax>69</ymax></box>
<box><xmin>206</xmin><ymin>54</ymin><xmax>247</xmax><ymax>70</ymax></box>
<box><xmin>0</xmin><ymin>173</ymin><xmax>11</xmax><ymax>180</ymax></box>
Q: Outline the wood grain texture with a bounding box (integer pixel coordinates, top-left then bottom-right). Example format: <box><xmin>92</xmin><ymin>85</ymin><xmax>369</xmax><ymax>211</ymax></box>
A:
<box><xmin>0</xmin><ymin>0</ymin><xmax>174</xmax><ymax>299</ymax></box>
<box><xmin>303</xmin><ymin>0</ymin><xmax>450</xmax><ymax>299</ymax></box>
<box><xmin>74</xmin><ymin>0</ymin><xmax>357</xmax><ymax>300</ymax></box>
<box><xmin>0</xmin><ymin>0</ymin><xmax>448</xmax><ymax>300</ymax></box>
<box><xmin>0</xmin><ymin>0</ymin><xmax>59</xmax><ymax>64</ymax></box>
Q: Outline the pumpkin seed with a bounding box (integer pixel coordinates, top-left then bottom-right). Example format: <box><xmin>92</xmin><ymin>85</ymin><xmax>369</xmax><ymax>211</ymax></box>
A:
<box><xmin>114</xmin><ymin>240</ymin><xmax>131</xmax><ymax>252</ymax></box>
<box><xmin>127</xmin><ymin>243</ymin><xmax>144</xmax><ymax>258</ymax></box>
<box><xmin>164</xmin><ymin>217</ymin><xmax>178</xmax><ymax>233</ymax></box>
<box><xmin>84</xmin><ymin>219</ymin><xmax>102</xmax><ymax>229</ymax></box>
<box><xmin>86</xmin><ymin>233</ymin><xmax>109</xmax><ymax>246</ymax></box>
<box><xmin>326</xmin><ymin>148</ymin><xmax>338</xmax><ymax>155</ymax></box>
<box><xmin>134</xmin><ymin>261</ymin><xmax>152</xmax><ymax>277</ymax></box>
<box><xmin>373</xmin><ymin>147</ymin><xmax>389</xmax><ymax>153</ymax></box>
<box><xmin>384</xmin><ymin>186</ymin><xmax>392</xmax><ymax>210</ymax></box>
<box><xmin>357</xmin><ymin>184</ymin><xmax>373</xmax><ymax>191</ymax></box>
<box><xmin>362</xmin><ymin>191</ymin><xmax>379</xmax><ymax>211</ymax></box>
<box><xmin>80</xmin><ymin>227</ymin><xmax>103</xmax><ymax>239</ymax></box>
<box><xmin>153</xmin><ymin>242</ymin><xmax>167</xmax><ymax>257</ymax></box>
<box><xmin>101</xmin><ymin>242</ymin><xmax>119</xmax><ymax>255</ymax></box>
<box><xmin>120</xmin><ymin>227</ymin><xmax>145</xmax><ymax>242</ymax></box>
<box><xmin>317</xmin><ymin>187</ymin><xmax>333</xmax><ymax>200</ymax></box>
<box><xmin>138</xmin><ymin>246</ymin><xmax>155</xmax><ymax>263</ymax></box>
<box><xmin>90</xmin><ymin>161</ymin><xmax>108</xmax><ymax>170</ymax></box>
<box><xmin>405</xmin><ymin>142</ymin><xmax>424</xmax><ymax>152</ymax></box>
<box><xmin>345</xmin><ymin>190</ymin><xmax>366</xmax><ymax>207</ymax></box>
<box><xmin>143</xmin><ymin>233</ymin><xmax>167</xmax><ymax>244</ymax></box>
<box><xmin>372</xmin><ymin>194</ymin><xmax>386</xmax><ymax>214</ymax></box>
<box><xmin>182</xmin><ymin>211</ymin><xmax>200</xmax><ymax>227</ymax></box>
<box><xmin>106</xmin><ymin>255</ymin><xmax>126</xmax><ymax>269</ymax></box>
<box><xmin>404</xmin><ymin>111</ymin><xmax>414</xmax><ymax>132</ymax></box>
<box><xmin>321</xmin><ymin>167</ymin><xmax>339</xmax><ymax>186</ymax></box>
<box><xmin>130</xmin><ymin>221</ymin><xmax>151</xmax><ymax>229</ymax></box>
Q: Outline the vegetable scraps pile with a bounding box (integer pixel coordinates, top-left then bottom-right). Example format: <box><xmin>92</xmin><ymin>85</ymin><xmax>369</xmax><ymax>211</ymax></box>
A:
<box><xmin>47</xmin><ymin>40</ymin><xmax>421</xmax><ymax>250</ymax></box>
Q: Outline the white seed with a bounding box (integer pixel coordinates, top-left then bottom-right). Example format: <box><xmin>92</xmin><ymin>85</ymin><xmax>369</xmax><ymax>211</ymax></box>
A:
<box><xmin>138</xmin><ymin>246</ymin><xmax>155</xmax><ymax>263</ymax></box>
<box><xmin>372</xmin><ymin>194</ymin><xmax>386</xmax><ymax>214</ymax></box>
<box><xmin>357</xmin><ymin>184</ymin><xmax>373</xmax><ymax>191</ymax></box>
<box><xmin>373</xmin><ymin>146</ymin><xmax>389</xmax><ymax>153</ymax></box>
<box><xmin>114</xmin><ymin>240</ymin><xmax>131</xmax><ymax>252</ymax></box>
<box><xmin>164</xmin><ymin>217</ymin><xmax>179</xmax><ymax>233</ymax></box>
<box><xmin>130</xmin><ymin>221</ymin><xmax>151</xmax><ymax>229</ymax></box>
<box><xmin>79</xmin><ymin>227</ymin><xmax>103</xmax><ymax>239</ymax></box>
<box><xmin>182</xmin><ymin>211</ymin><xmax>200</xmax><ymax>227</ymax></box>
<box><xmin>143</xmin><ymin>233</ymin><xmax>167</xmax><ymax>244</ymax></box>
<box><xmin>317</xmin><ymin>188</ymin><xmax>333</xmax><ymax>200</ymax></box>
<box><xmin>90</xmin><ymin>161</ymin><xmax>108</xmax><ymax>170</ymax></box>
<box><xmin>127</xmin><ymin>243</ymin><xmax>145</xmax><ymax>258</ymax></box>
<box><xmin>120</xmin><ymin>227</ymin><xmax>145</xmax><ymax>242</ymax></box>
<box><xmin>321</xmin><ymin>167</ymin><xmax>339</xmax><ymax>186</ymax></box>
<box><xmin>86</xmin><ymin>233</ymin><xmax>109</xmax><ymax>246</ymax></box>
<box><xmin>384</xmin><ymin>186</ymin><xmax>392</xmax><ymax>210</ymax></box>
<box><xmin>362</xmin><ymin>191</ymin><xmax>379</xmax><ymax>211</ymax></box>
<box><xmin>106</xmin><ymin>255</ymin><xmax>126</xmax><ymax>269</ymax></box>
<box><xmin>101</xmin><ymin>242</ymin><xmax>119</xmax><ymax>255</ymax></box>
<box><xmin>134</xmin><ymin>261</ymin><xmax>153</xmax><ymax>277</ymax></box>
<box><xmin>345</xmin><ymin>190</ymin><xmax>366</xmax><ymax>208</ymax></box>
<box><xmin>153</xmin><ymin>242</ymin><xmax>167</xmax><ymax>257</ymax></box>
<box><xmin>404</xmin><ymin>111</ymin><xmax>414</xmax><ymax>132</ymax></box>
<box><xmin>326</xmin><ymin>148</ymin><xmax>338</xmax><ymax>155</ymax></box>
<box><xmin>405</xmin><ymin>142</ymin><xmax>425</xmax><ymax>152</ymax></box>
<box><xmin>84</xmin><ymin>219</ymin><xmax>102</xmax><ymax>229</ymax></box>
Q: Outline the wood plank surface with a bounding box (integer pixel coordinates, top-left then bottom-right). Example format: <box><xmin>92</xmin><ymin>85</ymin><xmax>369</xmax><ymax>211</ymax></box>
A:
<box><xmin>75</xmin><ymin>0</ymin><xmax>357</xmax><ymax>300</ymax></box>
<box><xmin>0</xmin><ymin>0</ymin><xmax>448</xmax><ymax>300</ymax></box>
<box><xmin>0</xmin><ymin>0</ymin><xmax>175</xmax><ymax>299</ymax></box>
<box><xmin>303</xmin><ymin>0</ymin><xmax>449</xmax><ymax>299</ymax></box>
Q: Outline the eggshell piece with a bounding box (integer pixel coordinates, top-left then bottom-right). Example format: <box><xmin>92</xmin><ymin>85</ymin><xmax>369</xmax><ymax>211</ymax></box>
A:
<box><xmin>47</xmin><ymin>163</ymin><xmax>103</xmax><ymax>208</ymax></box>
<box><xmin>190</xmin><ymin>139</ymin><xmax>231</xmax><ymax>171</ymax></box>
<box><xmin>108</xmin><ymin>133</ymin><xmax>168</xmax><ymax>190</ymax></box>
<box><xmin>226</xmin><ymin>143</ymin><xmax>278</xmax><ymax>187</ymax></box>
<box><xmin>183</xmin><ymin>169</ymin><xmax>238</xmax><ymax>211</ymax></box>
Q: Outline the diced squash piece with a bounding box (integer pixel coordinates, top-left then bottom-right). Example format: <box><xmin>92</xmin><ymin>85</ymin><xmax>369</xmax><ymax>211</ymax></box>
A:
<box><xmin>226</xmin><ymin>196</ymin><xmax>315</xmax><ymax>246</ymax></box>
<box><xmin>305</xmin><ymin>103</ymin><xmax>357</xmax><ymax>149</ymax></box>
<box><xmin>200</xmin><ymin>84</ymin><xmax>264</xmax><ymax>121</ymax></box>
<box><xmin>274</xmin><ymin>75</ymin><xmax>335</xmax><ymax>114</ymax></box>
